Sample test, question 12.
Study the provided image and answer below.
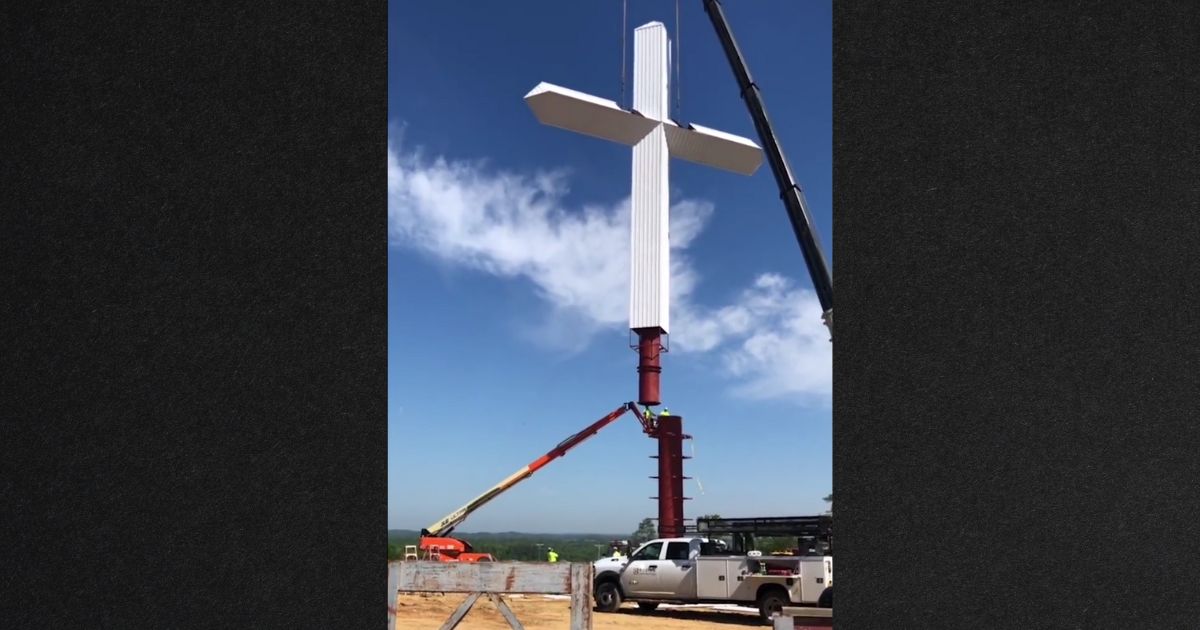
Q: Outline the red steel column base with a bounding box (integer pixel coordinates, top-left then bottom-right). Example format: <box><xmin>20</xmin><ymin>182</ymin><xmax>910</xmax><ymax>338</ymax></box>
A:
<box><xmin>655</xmin><ymin>415</ymin><xmax>686</xmax><ymax>538</ymax></box>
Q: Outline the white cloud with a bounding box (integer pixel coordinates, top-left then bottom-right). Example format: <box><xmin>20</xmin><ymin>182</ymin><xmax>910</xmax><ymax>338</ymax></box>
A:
<box><xmin>388</xmin><ymin>138</ymin><xmax>830</xmax><ymax>403</ymax></box>
<box><xmin>388</xmin><ymin>139</ymin><xmax>629</xmax><ymax>331</ymax></box>
<box><xmin>716</xmin><ymin>275</ymin><xmax>832</xmax><ymax>403</ymax></box>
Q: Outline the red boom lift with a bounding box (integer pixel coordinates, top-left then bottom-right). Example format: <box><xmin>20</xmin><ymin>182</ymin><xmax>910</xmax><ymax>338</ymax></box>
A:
<box><xmin>417</xmin><ymin>402</ymin><xmax>657</xmax><ymax>562</ymax></box>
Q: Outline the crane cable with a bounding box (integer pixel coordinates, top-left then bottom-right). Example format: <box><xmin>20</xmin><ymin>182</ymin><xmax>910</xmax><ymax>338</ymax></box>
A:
<box><xmin>674</xmin><ymin>0</ymin><xmax>681</xmax><ymax>120</ymax></box>
<box><xmin>620</xmin><ymin>0</ymin><xmax>627</xmax><ymax>109</ymax></box>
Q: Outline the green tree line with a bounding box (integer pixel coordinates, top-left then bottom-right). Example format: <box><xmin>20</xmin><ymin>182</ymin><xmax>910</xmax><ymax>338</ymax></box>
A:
<box><xmin>390</xmin><ymin>500</ymin><xmax>832</xmax><ymax>561</ymax></box>
<box><xmin>388</xmin><ymin>532</ymin><xmax>619</xmax><ymax>562</ymax></box>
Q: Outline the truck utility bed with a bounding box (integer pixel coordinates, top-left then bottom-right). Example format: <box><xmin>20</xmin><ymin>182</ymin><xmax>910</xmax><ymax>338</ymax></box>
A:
<box><xmin>695</xmin><ymin>555</ymin><xmax>831</xmax><ymax>603</ymax></box>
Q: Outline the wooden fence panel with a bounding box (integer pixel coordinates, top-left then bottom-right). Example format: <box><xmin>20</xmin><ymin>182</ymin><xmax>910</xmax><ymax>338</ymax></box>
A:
<box><xmin>393</xmin><ymin>561</ymin><xmax>593</xmax><ymax>630</ymax></box>
<box><xmin>398</xmin><ymin>561</ymin><xmax>581</xmax><ymax>594</ymax></box>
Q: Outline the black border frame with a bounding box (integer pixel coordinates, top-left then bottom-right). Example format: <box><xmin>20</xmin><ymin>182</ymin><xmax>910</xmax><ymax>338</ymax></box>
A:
<box><xmin>5</xmin><ymin>1</ymin><xmax>1200</xmax><ymax>627</ymax></box>
<box><xmin>3</xmin><ymin>2</ymin><xmax>387</xmax><ymax>627</ymax></box>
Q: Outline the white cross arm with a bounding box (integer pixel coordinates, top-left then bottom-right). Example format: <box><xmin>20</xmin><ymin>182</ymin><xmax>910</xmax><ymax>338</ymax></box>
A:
<box><xmin>663</xmin><ymin>121</ymin><xmax>763</xmax><ymax>176</ymax></box>
<box><xmin>525</xmin><ymin>82</ymin><xmax>764</xmax><ymax>176</ymax></box>
<box><xmin>524</xmin><ymin>82</ymin><xmax>659</xmax><ymax>146</ymax></box>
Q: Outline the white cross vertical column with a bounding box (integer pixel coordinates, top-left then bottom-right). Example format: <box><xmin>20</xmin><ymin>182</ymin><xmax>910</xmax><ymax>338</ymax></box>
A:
<box><xmin>630</xmin><ymin>23</ymin><xmax>670</xmax><ymax>406</ymax></box>
<box><xmin>630</xmin><ymin>22</ymin><xmax>671</xmax><ymax>338</ymax></box>
<box><xmin>523</xmin><ymin>20</ymin><xmax>763</xmax><ymax>407</ymax></box>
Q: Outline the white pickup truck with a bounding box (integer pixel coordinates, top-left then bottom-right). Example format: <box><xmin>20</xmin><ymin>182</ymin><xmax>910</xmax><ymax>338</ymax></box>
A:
<box><xmin>592</xmin><ymin>537</ymin><xmax>832</xmax><ymax>622</ymax></box>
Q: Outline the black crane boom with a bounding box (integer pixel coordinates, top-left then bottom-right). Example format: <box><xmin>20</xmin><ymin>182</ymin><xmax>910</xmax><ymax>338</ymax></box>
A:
<box><xmin>702</xmin><ymin>0</ymin><xmax>833</xmax><ymax>337</ymax></box>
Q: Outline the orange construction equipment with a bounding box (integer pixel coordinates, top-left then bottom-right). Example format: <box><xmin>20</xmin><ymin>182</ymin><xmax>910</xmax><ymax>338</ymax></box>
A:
<box><xmin>417</xmin><ymin>537</ymin><xmax>495</xmax><ymax>563</ymax></box>
<box><xmin>417</xmin><ymin>402</ymin><xmax>644</xmax><ymax>562</ymax></box>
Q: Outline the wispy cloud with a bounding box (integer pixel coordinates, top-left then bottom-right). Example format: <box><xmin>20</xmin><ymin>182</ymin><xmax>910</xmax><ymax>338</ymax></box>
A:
<box><xmin>388</xmin><ymin>139</ymin><xmax>629</xmax><ymax>332</ymax></box>
<box><xmin>700</xmin><ymin>274</ymin><xmax>831</xmax><ymax>404</ymax></box>
<box><xmin>388</xmin><ymin>137</ymin><xmax>829</xmax><ymax>403</ymax></box>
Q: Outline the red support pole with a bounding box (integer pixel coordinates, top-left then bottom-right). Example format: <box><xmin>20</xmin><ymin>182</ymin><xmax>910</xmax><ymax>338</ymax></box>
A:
<box><xmin>635</xmin><ymin>328</ymin><xmax>662</xmax><ymax>407</ymax></box>
<box><xmin>655</xmin><ymin>415</ymin><xmax>685</xmax><ymax>538</ymax></box>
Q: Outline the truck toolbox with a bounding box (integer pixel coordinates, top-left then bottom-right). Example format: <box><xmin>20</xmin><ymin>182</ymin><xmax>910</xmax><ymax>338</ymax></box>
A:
<box><xmin>696</xmin><ymin>557</ymin><xmax>747</xmax><ymax>599</ymax></box>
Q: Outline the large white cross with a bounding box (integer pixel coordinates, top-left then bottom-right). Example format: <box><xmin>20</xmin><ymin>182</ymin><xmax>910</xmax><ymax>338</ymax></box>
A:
<box><xmin>525</xmin><ymin>21</ymin><xmax>763</xmax><ymax>335</ymax></box>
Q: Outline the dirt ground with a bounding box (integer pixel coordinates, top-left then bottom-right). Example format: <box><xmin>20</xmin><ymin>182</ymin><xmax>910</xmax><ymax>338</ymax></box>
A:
<box><xmin>392</xmin><ymin>594</ymin><xmax>765</xmax><ymax>629</ymax></box>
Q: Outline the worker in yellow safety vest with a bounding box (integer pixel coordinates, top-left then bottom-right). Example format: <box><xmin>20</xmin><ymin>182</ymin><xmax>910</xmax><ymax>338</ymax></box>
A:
<box><xmin>660</xmin><ymin>407</ymin><xmax>670</xmax><ymax>417</ymax></box>
<box><xmin>612</xmin><ymin>548</ymin><xmax>623</xmax><ymax>558</ymax></box>
<box><xmin>547</xmin><ymin>548</ymin><xmax>559</xmax><ymax>563</ymax></box>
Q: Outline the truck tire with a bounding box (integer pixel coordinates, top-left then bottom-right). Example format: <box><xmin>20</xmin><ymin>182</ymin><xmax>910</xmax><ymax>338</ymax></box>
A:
<box><xmin>636</xmin><ymin>602</ymin><xmax>659</xmax><ymax>612</ymax></box>
<box><xmin>594</xmin><ymin>581</ymin><xmax>622</xmax><ymax>613</ymax></box>
<box><xmin>756</xmin><ymin>587</ymin><xmax>789</xmax><ymax>622</ymax></box>
<box><xmin>818</xmin><ymin>586</ymin><xmax>832</xmax><ymax>608</ymax></box>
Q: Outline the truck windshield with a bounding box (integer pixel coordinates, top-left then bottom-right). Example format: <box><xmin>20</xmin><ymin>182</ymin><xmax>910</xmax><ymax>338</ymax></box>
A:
<box><xmin>631</xmin><ymin>542</ymin><xmax>662</xmax><ymax>561</ymax></box>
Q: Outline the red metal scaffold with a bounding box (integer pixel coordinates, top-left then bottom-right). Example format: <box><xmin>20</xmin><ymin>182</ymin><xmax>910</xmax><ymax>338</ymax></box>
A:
<box><xmin>632</xmin><ymin>402</ymin><xmax>691</xmax><ymax>539</ymax></box>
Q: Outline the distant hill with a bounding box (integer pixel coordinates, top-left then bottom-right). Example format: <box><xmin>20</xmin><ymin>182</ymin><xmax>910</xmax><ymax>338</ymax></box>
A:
<box><xmin>388</xmin><ymin>529</ymin><xmax>623</xmax><ymax>541</ymax></box>
<box><xmin>388</xmin><ymin>529</ymin><xmax>627</xmax><ymax>562</ymax></box>
<box><xmin>387</xmin><ymin>528</ymin><xmax>805</xmax><ymax>562</ymax></box>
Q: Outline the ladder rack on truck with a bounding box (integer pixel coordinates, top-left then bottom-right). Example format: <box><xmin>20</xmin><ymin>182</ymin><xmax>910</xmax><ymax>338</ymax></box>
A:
<box><xmin>693</xmin><ymin>515</ymin><xmax>833</xmax><ymax>555</ymax></box>
<box><xmin>695</xmin><ymin>515</ymin><xmax>832</xmax><ymax>537</ymax></box>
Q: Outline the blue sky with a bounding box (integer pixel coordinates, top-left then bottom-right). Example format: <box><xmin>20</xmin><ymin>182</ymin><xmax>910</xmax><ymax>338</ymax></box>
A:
<box><xmin>389</xmin><ymin>1</ymin><xmax>831</xmax><ymax>534</ymax></box>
